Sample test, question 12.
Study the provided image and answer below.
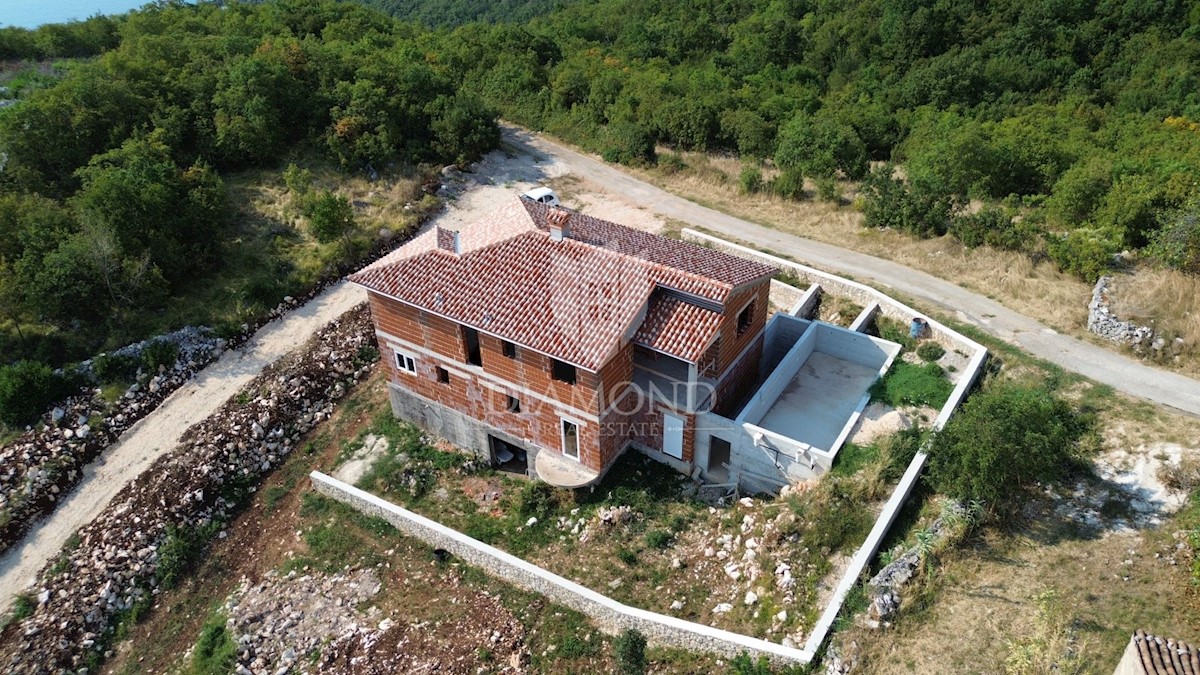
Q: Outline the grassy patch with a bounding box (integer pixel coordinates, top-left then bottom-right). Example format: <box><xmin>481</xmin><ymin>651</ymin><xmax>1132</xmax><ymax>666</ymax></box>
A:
<box><xmin>188</xmin><ymin>612</ymin><xmax>237</xmax><ymax>675</ymax></box>
<box><xmin>870</xmin><ymin>361</ymin><xmax>953</xmax><ymax>408</ymax></box>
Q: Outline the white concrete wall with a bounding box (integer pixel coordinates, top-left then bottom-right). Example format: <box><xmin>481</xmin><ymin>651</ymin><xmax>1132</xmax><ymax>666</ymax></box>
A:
<box><xmin>311</xmin><ymin>471</ymin><xmax>813</xmax><ymax>666</ymax></box>
<box><xmin>736</xmin><ymin>326</ymin><xmax>816</xmax><ymax>425</ymax></box>
<box><xmin>680</xmin><ymin>229</ymin><xmax>991</xmax><ymax>662</ymax></box>
<box><xmin>812</xmin><ymin>323</ymin><xmax>898</xmax><ymax>370</ymax></box>
<box><xmin>763</xmin><ymin>314</ymin><xmax>811</xmax><ymax>374</ymax></box>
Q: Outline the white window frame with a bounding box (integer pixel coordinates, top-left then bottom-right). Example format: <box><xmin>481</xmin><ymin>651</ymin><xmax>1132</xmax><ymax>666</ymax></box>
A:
<box><xmin>394</xmin><ymin>348</ymin><xmax>417</xmax><ymax>375</ymax></box>
<box><xmin>560</xmin><ymin>417</ymin><xmax>582</xmax><ymax>461</ymax></box>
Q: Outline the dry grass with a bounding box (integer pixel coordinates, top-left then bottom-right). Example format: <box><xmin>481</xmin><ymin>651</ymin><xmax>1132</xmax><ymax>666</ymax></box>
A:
<box><xmin>1110</xmin><ymin>269</ymin><xmax>1200</xmax><ymax>354</ymax></box>
<box><xmin>835</xmin><ymin>515</ymin><xmax>1199</xmax><ymax>674</ymax></box>
<box><xmin>631</xmin><ymin>153</ymin><xmax>1094</xmax><ymax>336</ymax></box>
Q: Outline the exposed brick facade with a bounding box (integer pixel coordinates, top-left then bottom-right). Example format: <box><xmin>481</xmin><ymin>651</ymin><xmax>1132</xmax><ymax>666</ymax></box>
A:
<box><xmin>368</xmin><ymin>279</ymin><xmax>769</xmax><ymax>479</ymax></box>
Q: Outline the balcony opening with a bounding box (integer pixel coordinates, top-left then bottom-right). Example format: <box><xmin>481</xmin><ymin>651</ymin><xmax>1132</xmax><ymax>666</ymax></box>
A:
<box><xmin>502</xmin><ymin>340</ymin><xmax>517</xmax><ymax>359</ymax></box>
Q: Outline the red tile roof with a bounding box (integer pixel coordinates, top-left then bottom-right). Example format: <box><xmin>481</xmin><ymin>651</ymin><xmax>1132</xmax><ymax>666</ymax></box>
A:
<box><xmin>633</xmin><ymin>294</ymin><xmax>722</xmax><ymax>363</ymax></box>
<box><xmin>351</xmin><ymin>197</ymin><xmax>776</xmax><ymax>370</ymax></box>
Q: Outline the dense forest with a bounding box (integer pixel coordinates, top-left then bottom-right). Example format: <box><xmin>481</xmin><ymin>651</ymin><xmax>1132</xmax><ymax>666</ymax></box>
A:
<box><xmin>0</xmin><ymin>0</ymin><xmax>499</xmax><ymax>422</ymax></box>
<box><xmin>351</xmin><ymin>0</ymin><xmax>1200</xmax><ymax>281</ymax></box>
<box><xmin>3</xmin><ymin>0</ymin><xmax>1200</xmax><ymax>422</ymax></box>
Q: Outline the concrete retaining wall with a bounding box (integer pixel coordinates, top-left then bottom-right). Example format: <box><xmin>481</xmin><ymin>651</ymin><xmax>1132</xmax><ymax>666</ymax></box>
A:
<box><xmin>311</xmin><ymin>471</ymin><xmax>814</xmax><ymax>665</ymax></box>
<box><xmin>791</xmin><ymin>284</ymin><xmax>823</xmax><ymax>319</ymax></box>
<box><xmin>679</xmin><ymin>230</ymin><xmax>990</xmax><ymax>660</ymax></box>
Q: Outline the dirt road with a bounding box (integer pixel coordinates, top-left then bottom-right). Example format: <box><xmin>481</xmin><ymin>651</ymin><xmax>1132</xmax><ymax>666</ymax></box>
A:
<box><xmin>501</xmin><ymin>126</ymin><xmax>1200</xmax><ymax>417</ymax></box>
<box><xmin>0</xmin><ymin>281</ymin><xmax>367</xmax><ymax>605</ymax></box>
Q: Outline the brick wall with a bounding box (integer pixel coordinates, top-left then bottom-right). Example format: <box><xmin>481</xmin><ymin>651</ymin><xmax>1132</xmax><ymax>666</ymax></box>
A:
<box><xmin>717</xmin><ymin>282</ymin><xmax>770</xmax><ymax>373</ymax></box>
<box><xmin>712</xmin><ymin>335</ymin><xmax>764</xmax><ymax>418</ymax></box>
<box><xmin>369</xmin><ymin>291</ymin><xmax>617</xmax><ymax>471</ymax></box>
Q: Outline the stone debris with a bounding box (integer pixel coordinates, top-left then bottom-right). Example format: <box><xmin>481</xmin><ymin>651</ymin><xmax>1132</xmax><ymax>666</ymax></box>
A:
<box><xmin>215</xmin><ymin>567</ymin><xmax>529</xmax><ymax>674</ymax></box>
<box><xmin>1</xmin><ymin>306</ymin><xmax>377</xmax><ymax>673</ymax></box>
<box><xmin>1087</xmin><ymin>276</ymin><xmax>1158</xmax><ymax>350</ymax></box>
<box><xmin>0</xmin><ymin>327</ymin><xmax>225</xmax><ymax>555</ymax></box>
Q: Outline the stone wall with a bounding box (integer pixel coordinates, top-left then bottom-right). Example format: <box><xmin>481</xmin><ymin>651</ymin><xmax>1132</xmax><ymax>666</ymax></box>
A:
<box><xmin>0</xmin><ymin>306</ymin><xmax>376</xmax><ymax>673</ymax></box>
<box><xmin>311</xmin><ymin>471</ymin><xmax>814</xmax><ymax>667</ymax></box>
<box><xmin>1087</xmin><ymin>276</ymin><xmax>1188</xmax><ymax>360</ymax></box>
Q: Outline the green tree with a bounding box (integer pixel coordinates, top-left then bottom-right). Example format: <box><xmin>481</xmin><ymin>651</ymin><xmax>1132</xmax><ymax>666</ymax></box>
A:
<box><xmin>860</xmin><ymin>164</ymin><xmax>955</xmax><ymax>237</ymax></box>
<box><xmin>927</xmin><ymin>382</ymin><xmax>1092</xmax><ymax>514</ymax></box>
<box><xmin>1147</xmin><ymin>197</ymin><xmax>1200</xmax><ymax>273</ymax></box>
<box><xmin>305</xmin><ymin>191</ymin><xmax>357</xmax><ymax>260</ymax></box>
<box><xmin>775</xmin><ymin>112</ymin><xmax>868</xmax><ymax>180</ymax></box>
<box><xmin>0</xmin><ymin>360</ymin><xmax>75</xmax><ymax>427</ymax></box>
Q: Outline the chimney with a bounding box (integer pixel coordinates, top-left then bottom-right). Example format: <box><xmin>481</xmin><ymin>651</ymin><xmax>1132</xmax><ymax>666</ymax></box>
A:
<box><xmin>547</xmin><ymin>208</ymin><xmax>571</xmax><ymax>241</ymax></box>
<box><xmin>436</xmin><ymin>226</ymin><xmax>462</xmax><ymax>255</ymax></box>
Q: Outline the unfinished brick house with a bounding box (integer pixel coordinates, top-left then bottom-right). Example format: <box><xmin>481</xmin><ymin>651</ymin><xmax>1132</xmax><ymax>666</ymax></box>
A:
<box><xmin>350</xmin><ymin>197</ymin><xmax>776</xmax><ymax>487</ymax></box>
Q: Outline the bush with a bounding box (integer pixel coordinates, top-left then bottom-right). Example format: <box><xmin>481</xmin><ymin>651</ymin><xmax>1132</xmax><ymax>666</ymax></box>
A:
<box><xmin>517</xmin><ymin>481</ymin><xmax>567</xmax><ymax>522</ymax></box>
<box><xmin>92</xmin><ymin>352</ymin><xmax>140</xmax><ymax>382</ymax></box>
<box><xmin>190</xmin><ymin>613</ymin><xmax>237</xmax><ymax>675</ymax></box>
<box><xmin>816</xmin><ymin>176</ymin><xmax>841</xmax><ymax>202</ymax></box>
<box><xmin>927</xmin><ymin>382</ymin><xmax>1092</xmax><ymax>513</ymax></box>
<box><xmin>0</xmin><ymin>360</ymin><xmax>74</xmax><ymax>427</ymax></box>
<box><xmin>614</xmin><ymin>629</ymin><xmax>647</xmax><ymax>675</ymax></box>
<box><xmin>658</xmin><ymin>152</ymin><xmax>686</xmax><ymax>174</ymax></box>
<box><xmin>949</xmin><ymin>206</ymin><xmax>1024</xmax><ymax>250</ymax></box>
<box><xmin>1046</xmin><ymin>227</ymin><xmax>1120</xmax><ymax>281</ymax></box>
<box><xmin>140</xmin><ymin>339</ymin><xmax>179</xmax><ymax>372</ymax></box>
<box><xmin>645</xmin><ymin>529</ymin><xmax>673</xmax><ymax>549</ymax></box>
<box><xmin>770</xmin><ymin>169</ymin><xmax>805</xmax><ymax>200</ymax></box>
<box><xmin>916</xmin><ymin>341</ymin><xmax>945</xmax><ymax>362</ymax></box>
<box><xmin>869</xmin><ymin>361</ymin><xmax>953</xmax><ymax>408</ymax></box>
<box><xmin>738</xmin><ymin>165</ymin><xmax>763</xmax><ymax>194</ymax></box>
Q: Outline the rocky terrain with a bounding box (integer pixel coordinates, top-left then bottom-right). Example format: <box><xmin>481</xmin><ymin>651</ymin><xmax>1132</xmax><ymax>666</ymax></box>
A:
<box><xmin>0</xmin><ymin>327</ymin><xmax>225</xmax><ymax>554</ymax></box>
<box><xmin>216</xmin><ymin>567</ymin><xmax>528</xmax><ymax>674</ymax></box>
<box><xmin>0</xmin><ymin>305</ymin><xmax>376</xmax><ymax>673</ymax></box>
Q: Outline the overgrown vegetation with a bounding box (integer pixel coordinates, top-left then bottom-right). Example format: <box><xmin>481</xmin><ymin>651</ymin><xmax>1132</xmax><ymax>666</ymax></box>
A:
<box><xmin>927</xmin><ymin>381</ymin><xmax>1094</xmax><ymax>516</ymax></box>
<box><xmin>188</xmin><ymin>613</ymin><xmax>237</xmax><ymax>675</ymax></box>
<box><xmin>869</xmin><ymin>361</ymin><xmax>953</xmax><ymax>409</ymax></box>
<box><xmin>0</xmin><ymin>0</ymin><xmax>499</xmax><ymax>425</ymax></box>
<box><xmin>342</xmin><ymin>0</ymin><xmax>1200</xmax><ymax>284</ymax></box>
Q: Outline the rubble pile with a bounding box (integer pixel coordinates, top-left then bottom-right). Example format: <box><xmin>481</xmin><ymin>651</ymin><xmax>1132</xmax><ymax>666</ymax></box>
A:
<box><xmin>0</xmin><ymin>306</ymin><xmax>376</xmax><ymax>674</ymax></box>
<box><xmin>219</xmin><ymin>568</ymin><xmax>528</xmax><ymax>674</ymax></box>
<box><xmin>1087</xmin><ymin>276</ymin><xmax>1185</xmax><ymax>359</ymax></box>
<box><xmin>0</xmin><ymin>327</ymin><xmax>225</xmax><ymax>553</ymax></box>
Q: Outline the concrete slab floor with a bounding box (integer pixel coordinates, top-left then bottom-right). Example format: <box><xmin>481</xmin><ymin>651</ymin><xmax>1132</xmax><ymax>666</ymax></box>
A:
<box><xmin>757</xmin><ymin>352</ymin><xmax>879</xmax><ymax>451</ymax></box>
<box><xmin>534</xmin><ymin>448</ymin><xmax>600</xmax><ymax>488</ymax></box>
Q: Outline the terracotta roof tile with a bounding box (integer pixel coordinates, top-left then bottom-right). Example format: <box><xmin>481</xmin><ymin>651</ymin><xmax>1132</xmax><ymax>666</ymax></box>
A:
<box><xmin>1133</xmin><ymin>630</ymin><xmax>1200</xmax><ymax>675</ymax></box>
<box><xmin>633</xmin><ymin>294</ymin><xmax>722</xmax><ymax>363</ymax></box>
<box><xmin>351</xmin><ymin>197</ymin><xmax>777</xmax><ymax>370</ymax></box>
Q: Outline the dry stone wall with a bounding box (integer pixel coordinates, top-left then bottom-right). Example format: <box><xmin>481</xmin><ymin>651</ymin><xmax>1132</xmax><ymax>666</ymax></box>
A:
<box><xmin>0</xmin><ymin>306</ymin><xmax>376</xmax><ymax>674</ymax></box>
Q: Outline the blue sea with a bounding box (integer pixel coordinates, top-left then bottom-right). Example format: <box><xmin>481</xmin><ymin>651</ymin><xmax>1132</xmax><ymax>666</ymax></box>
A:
<box><xmin>1</xmin><ymin>0</ymin><xmax>156</xmax><ymax>29</ymax></box>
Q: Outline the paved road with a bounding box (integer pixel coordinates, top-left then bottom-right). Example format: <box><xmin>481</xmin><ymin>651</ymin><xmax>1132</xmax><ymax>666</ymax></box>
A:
<box><xmin>503</xmin><ymin>126</ymin><xmax>1200</xmax><ymax>417</ymax></box>
<box><xmin>0</xmin><ymin>281</ymin><xmax>367</xmax><ymax>606</ymax></box>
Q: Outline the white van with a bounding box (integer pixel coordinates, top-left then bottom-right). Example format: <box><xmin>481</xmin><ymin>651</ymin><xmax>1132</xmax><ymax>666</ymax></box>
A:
<box><xmin>522</xmin><ymin>187</ymin><xmax>560</xmax><ymax>206</ymax></box>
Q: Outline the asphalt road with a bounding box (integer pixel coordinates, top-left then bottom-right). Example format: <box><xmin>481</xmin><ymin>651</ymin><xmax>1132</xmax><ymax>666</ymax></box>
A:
<box><xmin>503</xmin><ymin>125</ymin><xmax>1200</xmax><ymax>417</ymax></box>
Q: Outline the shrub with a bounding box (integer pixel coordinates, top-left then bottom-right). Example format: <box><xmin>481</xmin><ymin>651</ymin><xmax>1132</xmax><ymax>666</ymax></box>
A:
<box><xmin>617</xmin><ymin>548</ymin><xmax>638</xmax><ymax>565</ymax></box>
<box><xmin>738</xmin><ymin>165</ymin><xmax>763</xmax><ymax>194</ymax></box>
<box><xmin>645</xmin><ymin>529</ymin><xmax>673</xmax><ymax>549</ymax></box>
<box><xmin>927</xmin><ymin>382</ymin><xmax>1092</xmax><ymax>513</ymax></box>
<box><xmin>190</xmin><ymin>613</ymin><xmax>237</xmax><ymax>675</ymax></box>
<box><xmin>157</xmin><ymin>522</ymin><xmax>221</xmax><ymax>589</ymax></box>
<box><xmin>140</xmin><ymin>339</ymin><xmax>179</xmax><ymax>372</ymax></box>
<box><xmin>0</xmin><ymin>360</ymin><xmax>74</xmax><ymax>427</ymax></box>
<box><xmin>869</xmin><ymin>361</ymin><xmax>953</xmax><ymax>408</ymax></box>
<box><xmin>658</xmin><ymin>152</ymin><xmax>686</xmax><ymax>174</ymax></box>
<box><xmin>614</xmin><ymin>629</ymin><xmax>647</xmax><ymax>675</ymax></box>
<box><xmin>916</xmin><ymin>341</ymin><xmax>945</xmax><ymax>362</ymax></box>
<box><xmin>816</xmin><ymin>176</ymin><xmax>841</xmax><ymax>202</ymax></box>
<box><xmin>517</xmin><ymin>481</ymin><xmax>567</xmax><ymax>522</ymax></box>
<box><xmin>770</xmin><ymin>169</ymin><xmax>805</xmax><ymax>200</ymax></box>
<box><xmin>949</xmin><ymin>206</ymin><xmax>1023</xmax><ymax>250</ymax></box>
<box><xmin>92</xmin><ymin>352</ymin><xmax>140</xmax><ymax>382</ymax></box>
<box><xmin>1046</xmin><ymin>227</ymin><xmax>1120</xmax><ymax>281</ymax></box>
<box><xmin>282</xmin><ymin>162</ymin><xmax>312</xmax><ymax>195</ymax></box>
